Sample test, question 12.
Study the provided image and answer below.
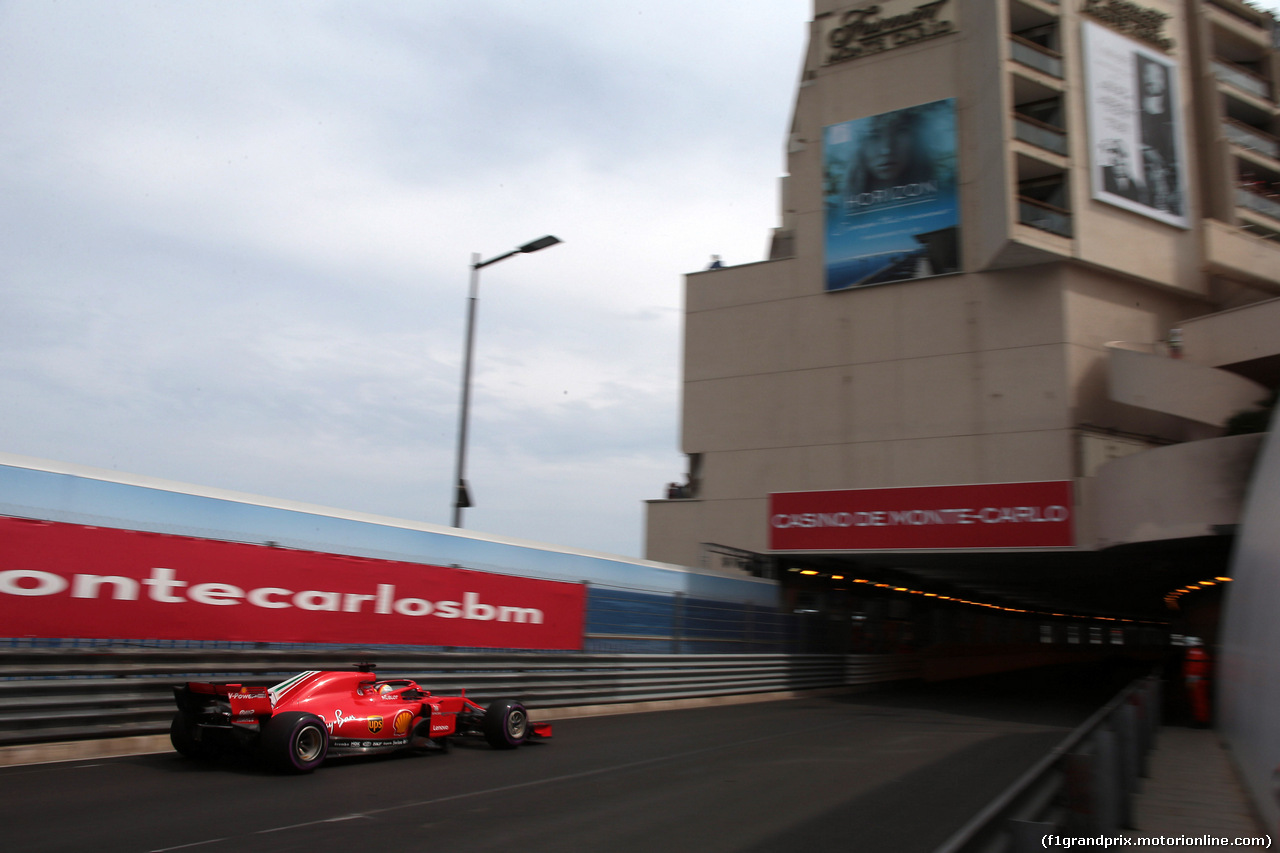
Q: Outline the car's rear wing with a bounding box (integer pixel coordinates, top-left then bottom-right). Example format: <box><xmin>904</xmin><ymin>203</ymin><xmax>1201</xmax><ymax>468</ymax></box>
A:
<box><xmin>174</xmin><ymin>682</ymin><xmax>273</xmax><ymax>723</ymax></box>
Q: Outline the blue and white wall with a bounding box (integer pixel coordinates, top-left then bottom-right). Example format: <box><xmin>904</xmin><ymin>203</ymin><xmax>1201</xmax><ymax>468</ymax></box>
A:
<box><xmin>0</xmin><ymin>453</ymin><xmax>786</xmax><ymax>652</ymax></box>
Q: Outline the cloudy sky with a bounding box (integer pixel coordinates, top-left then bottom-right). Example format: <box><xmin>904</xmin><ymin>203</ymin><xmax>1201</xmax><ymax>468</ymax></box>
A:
<box><xmin>3</xmin><ymin>1</ymin><xmax>1277</xmax><ymax>561</ymax></box>
<box><xmin>0</xmin><ymin>1</ymin><xmax>809</xmax><ymax>559</ymax></box>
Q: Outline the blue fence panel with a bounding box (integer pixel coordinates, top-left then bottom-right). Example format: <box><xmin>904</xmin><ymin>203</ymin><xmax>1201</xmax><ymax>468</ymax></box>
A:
<box><xmin>581</xmin><ymin>587</ymin><xmax>803</xmax><ymax>654</ymax></box>
<box><xmin>5</xmin><ymin>585</ymin><xmax>798</xmax><ymax>654</ymax></box>
<box><xmin>585</xmin><ymin>587</ymin><xmax>677</xmax><ymax>637</ymax></box>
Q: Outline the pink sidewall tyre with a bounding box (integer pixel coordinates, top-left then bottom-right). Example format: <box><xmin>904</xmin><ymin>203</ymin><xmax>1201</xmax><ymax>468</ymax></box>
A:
<box><xmin>482</xmin><ymin>700</ymin><xmax>528</xmax><ymax>749</ymax></box>
<box><xmin>261</xmin><ymin>712</ymin><xmax>329</xmax><ymax>773</ymax></box>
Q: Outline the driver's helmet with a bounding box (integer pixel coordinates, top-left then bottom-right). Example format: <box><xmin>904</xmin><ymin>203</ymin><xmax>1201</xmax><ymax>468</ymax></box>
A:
<box><xmin>379</xmin><ymin>683</ymin><xmax>397</xmax><ymax>695</ymax></box>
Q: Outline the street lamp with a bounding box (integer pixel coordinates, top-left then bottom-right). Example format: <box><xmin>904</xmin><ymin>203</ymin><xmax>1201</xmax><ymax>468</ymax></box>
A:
<box><xmin>451</xmin><ymin>235</ymin><xmax>562</xmax><ymax>527</ymax></box>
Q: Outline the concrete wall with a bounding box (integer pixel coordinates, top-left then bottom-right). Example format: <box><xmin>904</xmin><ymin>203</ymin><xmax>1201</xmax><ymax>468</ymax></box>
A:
<box><xmin>1107</xmin><ymin>346</ymin><xmax>1269</xmax><ymax>426</ymax></box>
<box><xmin>1094</xmin><ymin>432</ymin><xmax>1264</xmax><ymax>547</ymax></box>
<box><xmin>1203</xmin><ymin>222</ymin><xmax>1280</xmax><ymax>293</ymax></box>
<box><xmin>1063</xmin><ymin>268</ymin><xmax>1210</xmax><ymax>440</ymax></box>
<box><xmin>1220</xmin><ymin>418</ymin><xmax>1280</xmax><ymax>834</ymax></box>
<box><xmin>1181</xmin><ymin>296</ymin><xmax>1280</xmax><ymax>368</ymax></box>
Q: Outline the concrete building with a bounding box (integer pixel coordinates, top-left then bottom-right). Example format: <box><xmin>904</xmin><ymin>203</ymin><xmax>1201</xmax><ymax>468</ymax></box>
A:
<box><xmin>645</xmin><ymin>0</ymin><xmax>1280</xmax><ymax>626</ymax></box>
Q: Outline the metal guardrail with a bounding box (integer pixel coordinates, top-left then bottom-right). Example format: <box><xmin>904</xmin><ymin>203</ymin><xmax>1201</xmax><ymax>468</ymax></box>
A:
<box><xmin>1014</xmin><ymin>114</ymin><xmax>1068</xmax><ymax>156</ymax></box>
<box><xmin>0</xmin><ymin>649</ymin><xmax>921</xmax><ymax>747</ymax></box>
<box><xmin>1224</xmin><ymin>118</ymin><xmax>1280</xmax><ymax>159</ymax></box>
<box><xmin>1018</xmin><ymin>197</ymin><xmax>1073</xmax><ymax>237</ymax></box>
<box><xmin>931</xmin><ymin>675</ymin><xmax>1161</xmax><ymax>853</ymax></box>
<box><xmin>1213</xmin><ymin>60</ymin><xmax>1272</xmax><ymax>101</ymax></box>
<box><xmin>1238</xmin><ymin>187</ymin><xmax>1280</xmax><ymax>222</ymax></box>
<box><xmin>1010</xmin><ymin>36</ymin><xmax>1063</xmax><ymax>79</ymax></box>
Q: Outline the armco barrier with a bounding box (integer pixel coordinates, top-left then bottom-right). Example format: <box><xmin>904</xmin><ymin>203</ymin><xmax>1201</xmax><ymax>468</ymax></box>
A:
<box><xmin>0</xmin><ymin>649</ymin><xmax>922</xmax><ymax>747</ymax></box>
<box><xmin>931</xmin><ymin>675</ymin><xmax>1161</xmax><ymax>853</ymax></box>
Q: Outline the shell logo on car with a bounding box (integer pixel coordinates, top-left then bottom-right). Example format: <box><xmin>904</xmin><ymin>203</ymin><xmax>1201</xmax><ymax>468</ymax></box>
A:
<box><xmin>393</xmin><ymin>710</ymin><xmax>413</xmax><ymax>736</ymax></box>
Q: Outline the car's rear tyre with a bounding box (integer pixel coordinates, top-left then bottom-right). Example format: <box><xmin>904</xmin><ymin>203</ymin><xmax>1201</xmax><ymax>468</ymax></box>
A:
<box><xmin>261</xmin><ymin>712</ymin><xmax>329</xmax><ymax>773</ymax></box>
<box><xmin>169</xmin><ymin>712</ymin><xmax>213</xmax><ymax>759</ymax></box>
<box><xmin>482</xmin><ymin>699</ymin><xmax>528</xmax><ymax>749</ymax></box>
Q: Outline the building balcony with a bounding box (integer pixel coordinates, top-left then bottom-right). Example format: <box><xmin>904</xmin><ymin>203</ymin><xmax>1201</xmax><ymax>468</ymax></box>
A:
<box><xmin>1010</xmin><ymin>35</ymin><xmax>1063</xmax><ymax>79</ymax></box>
<box><xmin>1237</xmin><ymin>186</ymin><xmax>1280</xmax><ymax>222</ymax></box>
<box><xmin>1106</xmin><ymin>343</ymin><xmax>1270</xmax><ymax>427</ymax></box>
<box><xmin>1205</xmin><ymin>0</ymin><xmax>1276</xmax><ymax>32</ymax></box>
<box><xmin>1238</xmin><ymin>219</ymin><xmax>1280</xmax><ymax>246</ymax></box>
<box><xmin>1204</xmin><ymin>218</ymin><xmax>1280</xmax><ymax>287</ymax></box>
<box><xmin>1014</xmin><ymin>113</ymin><xmax>1068</xmax><ymax>156</ymax></box>
<box><xmin>1180</xmin><ymin>295</ymin><xmax>1280</xmax><ymax>372</ymax></box>
<box><xmin>1224</xmin><ymin>119</ymin><xmax>1280</xmax><ymax>160</ymax></box>
<box><xmin>1018</xmin><ymin>196</ymin><xmax>1072</xmax><ymax>237</ymax></box>
<box><xmin>1094</xmin><ymin>432</ymin><xmax>1265</xmax><ymax>548</ymax></box>
<box><xmin>1213</xmin><ymin>59</ymin><xmax>1273</xmax><ymax>101</ymax></box>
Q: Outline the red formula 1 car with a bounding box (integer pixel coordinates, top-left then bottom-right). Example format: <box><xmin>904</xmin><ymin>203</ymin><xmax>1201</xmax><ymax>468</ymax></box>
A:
<box><xmin>170</xmin><ymin>665</ymin><xmax>551</xmax><ymax>773</ymax></box>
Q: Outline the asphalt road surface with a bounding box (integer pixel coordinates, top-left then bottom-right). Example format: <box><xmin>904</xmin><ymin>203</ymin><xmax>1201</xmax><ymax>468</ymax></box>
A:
<box><xmin>1</xmin><ymin>665</ymin><xmax>1141</xmax><ymax>853</ymax></box>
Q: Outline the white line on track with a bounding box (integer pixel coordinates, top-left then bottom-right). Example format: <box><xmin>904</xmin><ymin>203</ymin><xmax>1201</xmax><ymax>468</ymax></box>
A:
<box><xmin>150</xmin><ymin>838</ymin><xmax>228</xmax><ymax>852</ymax></box>
<box><xmin>150</xmin><ymin>720</ymin><xmax>849</xmax><ymax>852</ymax></box>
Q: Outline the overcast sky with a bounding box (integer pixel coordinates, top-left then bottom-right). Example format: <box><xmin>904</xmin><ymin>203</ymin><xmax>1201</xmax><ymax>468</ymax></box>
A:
<box><xmin>3</xmin><ymin>2</ymin><xmax>1278</xmax><ymax>561</ymax></box>
<box><xmin>0</xmin><ymin>1</ymin><xmax>809</xmax><ymax>559</ymax></box>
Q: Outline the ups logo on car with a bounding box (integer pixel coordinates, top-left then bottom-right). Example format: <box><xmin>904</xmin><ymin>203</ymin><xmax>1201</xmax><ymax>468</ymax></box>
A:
<box><xmin>367</xmin><ymin>716</ymin><xmax>384</xmax><ymax>733</ymax></box>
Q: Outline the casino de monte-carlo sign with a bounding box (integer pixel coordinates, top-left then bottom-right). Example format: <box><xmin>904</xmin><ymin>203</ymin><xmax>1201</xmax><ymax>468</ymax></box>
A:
<box><xmin>820</xmin><ymin>0</ymin><xmax>957</xmax><ymax>65</ymax></box>
<box><xmin>770</xmin><ymin>481</ymin><xmax>1075</xmax><ymax>551</ymax></box>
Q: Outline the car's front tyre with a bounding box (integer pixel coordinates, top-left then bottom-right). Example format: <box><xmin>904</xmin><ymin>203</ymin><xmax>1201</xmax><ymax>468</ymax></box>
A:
<box><xmin>261</xmin><ymin>712</ymin><xmax>329</xmax><ymax>773</ymax></box>
<box><xmin>482</xmin><ymin>699</ymin><xmax>528</xmax><ymax>749</ymax></box>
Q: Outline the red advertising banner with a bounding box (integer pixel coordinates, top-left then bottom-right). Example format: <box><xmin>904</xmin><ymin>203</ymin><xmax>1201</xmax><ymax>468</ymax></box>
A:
<box><xmin>0</xmin><ymin>516</ymin><xmax>585</xmax><ymax>649</ymax></box>
<box><xmin>770</xmin><ymin>481</ymin><xmax>1074</xmax><ymax>551</ymax></box>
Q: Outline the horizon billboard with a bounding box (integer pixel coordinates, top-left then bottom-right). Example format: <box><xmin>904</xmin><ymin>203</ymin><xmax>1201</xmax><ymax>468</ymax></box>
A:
<box><xmin>823</xmin><ymin>98</ymin><xmax>961</xmax><ymax>291</ymax></box>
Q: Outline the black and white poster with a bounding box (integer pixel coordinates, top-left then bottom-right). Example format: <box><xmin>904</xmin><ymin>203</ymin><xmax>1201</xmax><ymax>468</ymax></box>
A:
<box><xmin>1083</xmin><ymin>20</ymin><xmax>1188</xmax><ymax>229</ymax></box>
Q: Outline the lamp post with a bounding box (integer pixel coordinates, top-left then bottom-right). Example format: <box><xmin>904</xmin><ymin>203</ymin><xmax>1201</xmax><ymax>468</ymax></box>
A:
<box><xmin>451</xmin><ymin>235</ymin><xmax>562</xmax><ymax>528</ymax></box>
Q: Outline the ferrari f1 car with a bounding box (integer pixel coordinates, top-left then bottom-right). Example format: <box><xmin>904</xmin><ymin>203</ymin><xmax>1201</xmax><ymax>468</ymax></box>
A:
<box><xmin>170</xmin><ymin>665</ymin><xmax>551</xmax><ymax>773</ymax></box>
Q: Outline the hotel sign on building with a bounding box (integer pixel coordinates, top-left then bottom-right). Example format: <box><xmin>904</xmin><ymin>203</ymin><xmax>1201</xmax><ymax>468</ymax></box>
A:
<box><xmin>1082</xmin><ymin>0</ymin><xmax>1174</xmax><ymax>51</ymax></box>
<box><xmin>770</xmin><ymin>482</ymin><xmax>1075</xmax><ymax>551</ymax></box>
<box><xmin>820</xmin><ymin>0</ymin><xmax>957</xmax><ymax>65</ymax></box>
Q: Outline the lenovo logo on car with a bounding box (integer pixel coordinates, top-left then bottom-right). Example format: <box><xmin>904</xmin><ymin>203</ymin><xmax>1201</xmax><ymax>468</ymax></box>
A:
<box><xmin>0</xmin><ymin>566</ymin><xmax>545</xmax><ymax>624</ymax></box>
